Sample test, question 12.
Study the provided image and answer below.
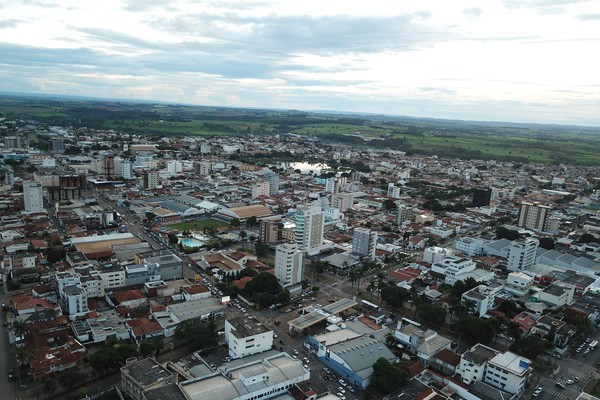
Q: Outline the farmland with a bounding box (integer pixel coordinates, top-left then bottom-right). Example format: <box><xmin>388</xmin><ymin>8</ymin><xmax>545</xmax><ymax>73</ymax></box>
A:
<box><xmin>1</xmin><ymin>94</ymin><xmax>599</xmax><ymax>165</ymax></box>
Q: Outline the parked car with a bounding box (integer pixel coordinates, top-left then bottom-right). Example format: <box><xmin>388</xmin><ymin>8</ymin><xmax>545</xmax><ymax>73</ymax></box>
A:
<box><xmin>8</xmin><ymin>369</ymin><xmax>14</xmax><ymax>380</ymax></box>
<box><xmin>566</xmin><ymin>379</ymin><xmax>575</xmax><ymax>385</ymax></box>
<box><xmin>339</xmin><ymin>379</ymin><xmax>347</xmax><ymax>386</ymax></box>
<box><xmin>556</xmin><ymin>382</ymin><xmax>565</xmax><ymax>389</ymax></box>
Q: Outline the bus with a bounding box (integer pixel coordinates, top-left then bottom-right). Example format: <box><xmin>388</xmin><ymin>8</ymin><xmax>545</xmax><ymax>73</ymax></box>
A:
<box><xmin>361</xmin><ymin>300</ymin><xmax>381</xmax><ymax>312</ymax></box>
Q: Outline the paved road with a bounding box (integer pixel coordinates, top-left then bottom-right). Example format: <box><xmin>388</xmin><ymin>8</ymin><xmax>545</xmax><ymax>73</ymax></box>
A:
<box><xmin>0</xmin><ymin>289</ymin><xmax>16</xmax><ymax>400</ymax></box>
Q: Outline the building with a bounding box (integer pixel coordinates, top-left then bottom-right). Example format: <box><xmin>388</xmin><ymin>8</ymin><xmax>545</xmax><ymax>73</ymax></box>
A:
<box><xmin>484</xmin><ymin>351</ymin><xmax>532</xmax><ymax>394</ymax></box>
<box><xmin>294</xmin><ymin>205</ymin><xmax>324</xmax><ymax>250</ymax></box>
<box><xmin>264</xmin><ymin>171</ymin><xmax>280</xmax><ymax>195</ymax></box>
<box><xmin>23</xmin><ymin>181</ymin><xmax>44</xmax><ymax>213</ymax></box>
<box><xmin>4</xmin><ymin>164</ymin><xmax>14</xmax><ymax>186</ymax></box>
<box><xmin>431</xmin><ymin>256</ymin><xmax>494</xmax><ymax>286</ymax></box>
<box><xmin>50</xmin><ymin>137</ymin><xmax>65</xmax><ymax>153</ymax></box>
<box><xmin>397</xmin><ymin>207</ymin><xmax>415</xmax><ymax>225</ymax></box>
<box><xmin>60</xmin><ymin>285</ymin><xmax>90</xmax><ymax>320</ymax></box>
<box><xmin>453</xmin><ymin>237</ymin><xmax>485</xmax><ymax>257</ymax></box>
<box><xmin>517</xmin><ymin>202</ymin><xmax>551</xmax><ymax>231</ymax></box>
<box><xmin>224</xmin><ymin>315</ymin><xmax>274</xmax><ymax>359</ymax></box>
<box><xmin>194</xmin><ymin>161</ymin><xmax>211</xmax><ymax>176</ymax></box>
<box><xmin>387</xmin><ymin>183</ymin><xmax>401</xmax><ymax>198</ymax></box>
<box><xmin>179</xmin><ymin>352</ymin><xmax>309</xmax><ymax>400</ymax></box>
<box><xmin>274</xmin><ymin>243</ymin><xmax>304</xmax><ymax>290</ymax></box>
<box><xmin>457</xmin><ymin>344</ymin><xmax>499</xmax><ymax>385</ymax></box>
<box><xmin>100</xmin><ymin>156</ymin><xmax>115</xmax><ymax>179</ymax></box>
<box><xmin>472</xmin><ymin>188</ymin><xmax>492</xmax><ymax>207</ymax></box>
<box><xmin>143</xmin><ymin>171</ymin><xmax>160</xmax><ymax>190</ymax></box>
<box><xmin>352</xmin><ymin>227</ymin><xmax>378</xmax><ymax>260</ymax></box>
<box><xmin>538</xmin><ymin>283</ymin><xmax>575</xmax><ymax>307</ymax></box>
<box><xmin>423</xmin><ymin>247</ymin><xmax>452</xmax><ymax>264</ymax></box>
<box><xmin>331</xmin><ymin>193</ymin><xmax>354</xmax><ymax>212</ymax></box>
<box><xmin>258</xmin><ymin>219</ymin><xmax>280</xmax><ymax>243</ymax></box>
<box><xmin>504</xmin><ymin>272</ymin><xmax>534</xmax><ymax>295</ymax></box>
<box><xmin>251</xmin><ymin>181</ymin><xmax>271</xmax><ymax>198</ymax></box>
<box><xmin>166</xmin><ymin>160</ymin><xmax>183</xmax><ymax>175</ymax></box>
<box><xmin>507</xmin><ymin>238</ymin><xmax>538</xmax><ymax>272</ymax></box>
<box><xmin>461</xmin><ymin>284</ymin><xmax>501</xmax><ymax>317</ymax></box>
<box><xmin>121</xmin><ymin>357</ymin><xmax>178</xmax><ymax>400</ymax></box>
<box><xmin>4</xmin><ymin>136</ymin><xmax>28</xmax><ymax>148</ymax></box>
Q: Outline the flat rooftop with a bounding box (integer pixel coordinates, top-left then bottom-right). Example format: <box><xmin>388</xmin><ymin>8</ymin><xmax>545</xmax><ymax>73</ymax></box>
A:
<box><xmin>228</xmin><ymin>315</ymin><xmax>270</xmax><ymax>338</ymax></box>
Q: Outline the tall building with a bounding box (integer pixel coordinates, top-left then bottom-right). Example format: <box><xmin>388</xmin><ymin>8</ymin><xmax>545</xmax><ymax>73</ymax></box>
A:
<box><xmin>331</xmin><ymin>192</ymin><xmax>354</xmax><ymax>211</ymax></box>
<box><xmin>23</xmin><ymin>181</ymin><xmax>44</xmax><ymax>213</ymax></box>
<box><xmin>194</xmin><ymin>161</ymin><xmax>211</xmax><ymax>176</ymax></box>
<box><xmin>50</xmin><ymin>137</ymin><xmax>65</xmax><ymax>153</ymax></box>
<box><xmin>507</xmin><ymin>237</ymin><xmax>539</xmax><ymax>272</ymax></box>
<box><xmin>4</xmin><ymin>165</ymin><xmax>14</xmax><ymax>186</ymax></box>
<box><xmin>517</xmin><ymin>202</ymin><xmax>551</xmax><ymax>231</ymax></box>
<box><xmin>387</xmin><ymin>183</ymin><xmax>401</xmax><ymax>199</ymax></box>
<box><xmin>264</xmin><ymin>171</ymin><xmax>280</xmax><ymax>195</ymax></box>
<box><xmin>294</xmin><ymin>206</ymin><xmax>324</xmax><ymax>250</ymax></box>
<box><xmin>251</xmin><ymin>181</ymin><xmax>270</xmax><ymax>198</ymax></box>
<box><xmin>4</xmin><ymin>136</ymin><xmax>28</xmax><ymax>149</ymax></box>
<box><xmin>259</xmin><ymin>220</ymin><xmax>280</xmax><ymax>243</ymax></box>
<box><xmin>397</xmin><ymin>206</ymin><xmax>415</xmax><ymax>225</ymax></box>
<box><xmin>352</xmin><ymin>227</ymin><xmax>378</xmax><ymax>260</ymax></box>
<box><xmin>274</xmin><ymin>243</ymin><xmax>304</xmax><ymax>289</ymax></box>
<box><xmin>121</xmin><ymin>160</ymin><xmax>133</xmax><ymax>180</ymax></box>
<box><xmin>100</xmin><ymin>156</ymin><xmax>115</xmax><ymax>179</ymax></box>
<box><xmin>472</xmin><ymin>188</ymin><xmax>492</xmax><ymax>207</ymax></box>
<box><xmin>143</xmin><ymin>171</ymin><xmax>160</xmax><ymax>190</ymax></box>
<box><xmin>166</xmin><ymin>160</ymin><xmax>182</xmax><ymax>176</ymax></box>
<box><xmin>325</xmin><ymin>177</ymin><xmax>339</xmax><ymax>193</ymax></box>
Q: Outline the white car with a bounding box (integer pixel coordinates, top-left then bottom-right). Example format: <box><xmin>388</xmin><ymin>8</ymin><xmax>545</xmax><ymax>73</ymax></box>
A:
<box><xmin>339</xmin><ymin>379</ymin><xmax>347</xmax><ymax>386</ymax></box>
<box><xmin>336</xmin><ymin>394</ymin><xmax>345</xmax><ymax>400</ymax></box>
<box><xmin>338</xmin><ymin>387</ymin><xmax>346</xmax><ymax>394</ymax></box>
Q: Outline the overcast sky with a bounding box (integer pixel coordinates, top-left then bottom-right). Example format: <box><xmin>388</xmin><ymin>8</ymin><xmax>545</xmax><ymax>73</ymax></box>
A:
<box><xmin>1</xmin><ymin>0</ymin><xmax>600</xmax><ymax>125</ymax></box>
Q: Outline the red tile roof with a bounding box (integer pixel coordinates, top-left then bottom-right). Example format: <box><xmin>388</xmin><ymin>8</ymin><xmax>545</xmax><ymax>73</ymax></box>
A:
<box><xmin>433</xmin><ymin>349</ymin><xmax>461</xmax><ymax>366</ymax></box>
<box><xmin>182</xmin><ymin>284</ymin><xmax>209</xmax><ymax>295</ymax></box>
<box><xmin>233</xmin><ymin>276</ymin><xmax>253</xmax><ymax>289</ymax></box>
<box><xmin>114</xmin><ymin>289</ymin><xmax>146</xmax><ymax>304</ymax></box>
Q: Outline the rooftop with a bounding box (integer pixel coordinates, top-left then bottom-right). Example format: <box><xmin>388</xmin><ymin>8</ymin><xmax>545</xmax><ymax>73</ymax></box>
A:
<box><xmin>227</xmin><ymin>315</ymin><xmax>270</xmax><ymax>338</ymax></box>
<box><xmin>121</xmin><ymin>358</ymin><xmax>175</xmax><ymax>388</ymax></box>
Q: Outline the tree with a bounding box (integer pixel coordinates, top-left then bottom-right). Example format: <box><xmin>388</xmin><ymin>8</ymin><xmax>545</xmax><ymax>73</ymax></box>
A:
<box><xmin>510</xmin><ymin>335</ymin><xmax>551</xmax><ymax>359</ymax></box>
<box><xmin>145</xmin><ymin>212</ymin><xmax>156</xmax><ymax>223</ymax></box>
<box><xmin>230</xmin><ymin>218</ymin><xmax>241</xmax><ymax>228</ymax></box>
<box><xmin>140</xmin><ymin>340</ymin><xmax>156</xmax><ymax>358</ymax></box>
<box><xmin>456</xmin><ymin>316</ymin><xmax>496</xmax><ymax>345</ymax></box>
<box><xmin>43</xmin><ymin>378</ymin><xmax>58</xmax><ymax>398</ymax></box>
<box><xmin>580</xmin><ymin>233</ymin><xmax>598</xmax><ymax>244</ymax></box>
<box><xmin>168</xmin><ymin>233</ymin><xmax>179</xmax><ymax>246</ymax></box>
<box><xmin>239</xmin><ymin>230</ymin><xmax>247</xmax><ymax>241</ymax></box>
<box><xmin>370</xmin><ymin>357</ymin><xmax>408</xmax><ymax>395</ymax></box>
<box><xmin>383</xmin><ymin>199</ymin><xmax>397</xmax><ymax>211</ymax></box>
<box><xmin>57</xmin><ymin>369</ymin><xmax>87</xmax><ymax>390</ymax></box>
<box><xmin>538</xmin><ymin>237</ymin><xmax>555</xmax><ymax>250</ymax></box>
<box><xmin>175</xmin><ymin>319</ymin><xmax>218</xmax><ymax>350</ymax></box>
<box><xmin>246</xmin><ymin>216</ymin><xmax>258</xmax><ymax>228</ymax></box>
<box><xmin>416</xmin><ymin>304</ymin><xmax>446</xmax><ymax>326</ymax></box>
<box><xmin>385</xmin><ymin>332</ymin><xmax>397</xmax><ymax>348</ymax></box>
<box><xmin>255</xmin><ymin>242</ymin><xmax>270</xmax><ymax>257</ymax></box>
<box><xmin>451</xmin><ymin>277</ymin><xmax>479</xmax><ymax>301</ymax></box>
<box><xmin>381</xmin><ymin>285</ymin><xmax>411</xmax><ymax>308</ymax></box>
<box><xmin>496</xmin><ymin>227</ymin><xmax>520</xmax><ymax>241</ymax></box>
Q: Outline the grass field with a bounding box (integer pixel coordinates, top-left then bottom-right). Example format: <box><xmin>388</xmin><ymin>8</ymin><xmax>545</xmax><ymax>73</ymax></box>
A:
<box><xmin>168</xmin><ymin>219</ymin><xmax>228</xmax><ymax>231</ymax></box>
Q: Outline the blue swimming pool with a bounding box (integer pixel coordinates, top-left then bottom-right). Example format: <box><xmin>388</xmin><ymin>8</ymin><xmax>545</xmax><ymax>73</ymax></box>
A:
<box><xmin>180</xmin><ymin>238</ymin><xmax>204</xmax><ymax>248</ymax></box>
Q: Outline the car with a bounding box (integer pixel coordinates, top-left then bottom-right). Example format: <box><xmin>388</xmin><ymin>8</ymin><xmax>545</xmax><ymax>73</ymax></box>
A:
<box><xmin>303</xmin><ymin>365</ymin><xmax>310</xmax><ymax>371</ymax></box>
<box><xmin>573</xmin><ymin>377</ymin><xmax>580</xmax><ymax>382</ymax></box>
<box><xmin>292</xmin><ymin>355</ymin><xmax>298</xmax><ymax>359</ymax></box>
<box><xmin>323</xmin><ymin>366</ymin><xmax>329</xmax><ymax>373</ymax></box>
<box><xmin>339</xmin><ymin>379</ymin><xmax>347</xmax><ymax>386</ymax></box>
<box><xmin>556</xmin><ymin>382</ymin><xmax>565</xmax><ymax>389</ymax></box>
<box><xmin>566</xmin><ymin>379</ymin><xmax>575</xmax><ymax>385</ymax></box>
<box><xmin>8</xmin><ymin>369</ymin><xmax>14</xmax><ymax>380</ymax></box>
<box><xmin>338</xmin><ymin>387</ymin><xmax>346</xmax><ymax>394</ymax></box>
<box><xmin>273</xmin><ymin>333</ymin><xmax>277</xmax><ymax>338</ymax></box>
<box><xmin>293</xmin><ymin>349</ymin><xmax>299</xmax><ymax>355</ymax></box>
<box><xmin>348</xmin><ymin>387</ymin><xmax>355</xmax><ymax>393</ymax></box>
<box><xmin>532</xmin><ymin>389</ymin><xmax>542</xmax><ymax>397</ymax></box>
<box><xmin>336</xmin><ymin>394</ymin><xmax>345</xmax><ymax>400</ymax></box>
<box><xmin>586</xmin><ymin>338</ymin><xmax>591</xmax><ymax>343</ymax></box>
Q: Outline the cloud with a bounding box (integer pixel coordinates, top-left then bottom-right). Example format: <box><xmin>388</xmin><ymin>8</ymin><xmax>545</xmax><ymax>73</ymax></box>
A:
<box><xmin>577</xmin><ymin>13</ymin><xmax>600</xmax><ymax>20</ymax></box>
<box><xmin>462</xmin><ymin>7</ymin><xmax>483</xmax><ymax>17</ymax></box>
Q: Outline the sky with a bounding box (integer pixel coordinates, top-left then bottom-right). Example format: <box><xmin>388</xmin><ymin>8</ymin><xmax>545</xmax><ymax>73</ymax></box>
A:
<box><xmin>1</xmin><ymin>0</ymin><xmax>600</xmax><ymax>125</ymax></box>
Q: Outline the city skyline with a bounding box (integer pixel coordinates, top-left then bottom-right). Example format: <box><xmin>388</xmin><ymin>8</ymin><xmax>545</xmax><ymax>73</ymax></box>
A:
<box><xmin>1</xmin><ymin>0</ymin><xmax>600</xmax><ymax>126</ymax></box>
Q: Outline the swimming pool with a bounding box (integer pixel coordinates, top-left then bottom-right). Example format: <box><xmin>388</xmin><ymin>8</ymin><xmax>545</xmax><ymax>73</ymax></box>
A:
<box><xmin>180</xmin><ymin>238</ymin><xmax>204</xmax><ymax>248</ymax></box>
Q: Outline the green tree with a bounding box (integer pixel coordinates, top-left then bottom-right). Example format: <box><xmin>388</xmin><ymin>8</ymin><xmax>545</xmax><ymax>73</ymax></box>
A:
<box><xmin>510</xmin><ymin>335</ymin><xmax>551</xmax><ymax>359</ymax></box>
<box><xmin>496</xmin><ymin>227</ymin><xmax>520</xmax><ymax>240</ymax></box>
<box><xmin>175</xmin><ymin>319</ymin><xmax>218</xmax><ymax>350</ymax></box>
<box><xmin>89</xmin><ymin>347</ymin><xmax>122</xmax><ymax>374</ymax></box>
<box><xmin>168</xmin><ymin>233</ymin><xmax>179</xmax><ymax>246</ymax></box>
<box><xmin>381</xmin><ymin>285</ymin><xmax>411</xmax><ymax>308</ymax></box>
<box><xmin>370</xmin><ymin>357</ymin><xmax>408</xmax><ymax>395</ymax></box>
<box><xmin>43</xmin><ymin>378</ymin><xmax>58</xmax><ymax>398</ymax></box>
<box><xmin>230</xmin><ymin>218</ymin><xmax>241</xmax><ymax>228</ymax></box>
<box><xmin>416</xmin><ymin>303</ymin><xmax>447</xmax><ymax>326</ymax></box>
<box><xmin>139</xmin><ymin>340</ymin><xmax>156</xmax><ymax>358</ymax></box>
<box><xmin>246</xmin><ymin>216</ymin><xmax>258</xmax><ymax>227</ymax></box>
<box><xmin>456</xmin><ymin>316</ymin><xmax>496</xmax><ymax>345</ymax></box>
<box><xmin>145</xmin><ymin>212</ymin><xmax>156</xmax><ymax>223</ymax></box>
<box><xmin>255</xmin><ymin>242</ymin><xmax>270</xmax><ymax>257</ymax></box>
<box><xmin>580</xmin><ymin>233</ymin><xmax>598</xmax><ymax>244</ymax></box>
<box><xmin>57</xmin><ymin>369</ymin><xmax>87</xmax><ymax>390</ymax></box>
<box><xmin>538</xmin><ymin>237</ymin><xmax>555</xmax><ymax>250</ymax></box>
<box><xmin>383</xmin><ymin>199</ymin><xmax>398</xmax><ymax>211</ymax></box>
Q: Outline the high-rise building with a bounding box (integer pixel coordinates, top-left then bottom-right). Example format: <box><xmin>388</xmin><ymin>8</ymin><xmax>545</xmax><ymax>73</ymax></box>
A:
<box><xmin>23</xmin><ymin>181</ymin><xmax>44</xmax><ymax>213</ymax></box>
<box><xmin>507</xmin><ymin>237</ymin><xmax>539</xmax><ymax>271</ymax></box>
<box><xmin>143</xmin><ymin>171</ymin><xmax>160</xmax><ymax>190</ymax></box>
<box><xmin>294</xmin><ymin>206</ymin><xmax>324</xmax><ymax>250</ymax></box>
<box><xmin>517</xmin><ymin>202</ymin><xmax>551</xmax><ymax>231</ymax></box>
<box><xmin>325</xmin><ymin>177</ymin><xmax>339</xmax><ymax>193</ymax></box>
<box><xmin>331</xmin><ymin>193</ymin><xmax>354</xmax><ymax>212</ymax></box>
<box><xmin>121</xmin><ymin>160</ymin><xmax>133</xmax><ymax>180</ymax></box>
<box><xmin>50</xmin><ymin>137</ymin><xmax>65</xmax><ymax>153</ymax></box>
<box><xmin>4</xmin><ymin>165</ymin><xmax>14</xmax><ymax>186</ymax></box>
<box><xmin>100</xmin><ymin>156</ymin><xmax>115</xmax><ymax>179</ymax></box>
<box><xmin>251</xmin><ymin>181</ymin><xmax>270</xmax><ymax>198</ymax></box>
<box><xmin>259</xmin><ymin>220</ymin><xmax>281</xmax><ymax>243</ymax></box>
<box><xmin>397</xmin><ymin>206</ymin><xmax>415</xmax><ymax>225</ymax></box>
<box><xmin>194</xmin><ymin>161</ymin><xmax>211</xmax><ymax>176</ymax></box>
<box><xmin>387</xmin><ymin>183</ymin><xmax>401</xmax><ymax>199</ymax></box>
<box><xmin>352</xmin><ymin>227</ymin><xmax>378</xmax><ymax>260</ymax></box>
<box><xmin>274</xmin><ymin>243</ymin><xmax>304</xmax><ymax>289</ymax></box>
<box><xmin>166</xmin><ymin>160</ymin><xmax>182</xmax><ymax>176</ymax></box>
<box><xmin>4</xmin><ymin>136</ymin><xmax>28</xmax><ymax>149</ymax></box>
<box><xmin>264</xmin><ymin>171</ymin><xmax>280</xmax><ymax>195</ymax></box>
<box><xmin>472</xmin><ymin>188</ymin><xmax>492</xmax><ymax>207</ymax></box>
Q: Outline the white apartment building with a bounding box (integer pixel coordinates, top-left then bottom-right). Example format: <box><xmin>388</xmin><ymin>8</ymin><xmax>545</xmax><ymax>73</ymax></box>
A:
<box><xmin>224</xmin><ymin>315</ymin><xmax>274</xmax><ymax>359</ymax></box>
<box><xmin>504</xmin><ymin>272</ymin><xmax>534</xmax><ymax>295</ymax></box>
<box><xmin>61</xmin><ymin>285</ymin><xmax>90</xmax><ymax>320</ymax></box>
<box><xmin>325</xmin><ymin>177</ymin><xmax>339</xmax><ymax>193</ymax></box>
<box><xmin>274</xmin><ymin>243</ymin><xmax>304</xmax><ymax>290</ymax></box>
<box><xmin>264</xmin><ymin>171</ymin><xmax>279</xmax><ymax>195</ymax></box>
<box><xmin>387</xmin><ymin>183</ymin><xmax>401</xmax><ymax>198</ymax></box>
<box><xmin>431</xmin><ymin>256</ymin><xmax>494</xmax><ymax>285</ymax></box>
<box><xmin>462</xmin><ymin>284</ymin><xmax>501</xmax><ymax>317</ymax></box>
<box><xmin>423</xmin><ymin>246</ymin><xmax>452</xmax><ymax>264</ymax></box>
<box><xmin>251</xmin><ymin>181</ymin><xmax>270</xmax><ymax>198</ymax></box>
<box><xmin>507</xmin><ymin>238</ymin><xmax>538</xmax><ymax>271</ymax></box>
<box><xmin>143</xmin><ymin>171</ymin><xmax>160</xmax><ymax>190</ymax></box>
<box><xmin>294</xmin><ymin>205</ymin><xmax>324</xmax><ymax>250</ymax></box>
<box><xmin>538</xmin><ymin>283</ymin><xmax>575</xmax><ymax>307</ymax></box>
<box><xmin>454</xmin><ymin>237</ymin><xmax>485</xmax><ymax>256</ymax></box>
<box><xmin>457</xmin><ymin>344</ymin><xmax>499</xmax><ymax>385</ymax></box>
<box><xmin>23</xmin><ymin>181</ymin><xmax>44</xmax><ymax>213</ymax></box>
<box><xmin>352</xmin><ymin>227</ymin><xmax>378</xmax><ymax>260</ymax></box>
<box><xmin>484</xmin><ymin>351</ymin><xmax>532</xmax><ymax>394</ymax></box>
<box><xmin>166</xmin><ymin>160</ymin><xmax>183</xmax><ymax>176</ymax></box>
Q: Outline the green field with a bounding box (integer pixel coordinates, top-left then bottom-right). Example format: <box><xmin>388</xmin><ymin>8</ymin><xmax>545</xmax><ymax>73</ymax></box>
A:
<box><xmin>2</xmin><ymin>94</ymin><xmax>600</xmax><ymax>165</ymax></box>
<box><xmin>168</xmin><ymin>219</ymin><xmax>228</xmax><ymax>232</ymax></box>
